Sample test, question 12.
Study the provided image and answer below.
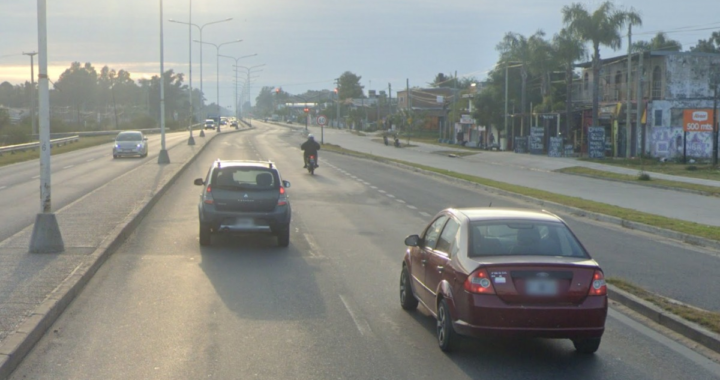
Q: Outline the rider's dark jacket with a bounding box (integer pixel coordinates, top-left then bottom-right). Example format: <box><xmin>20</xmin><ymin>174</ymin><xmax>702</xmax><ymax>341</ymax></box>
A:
<box><xmin>301</xmin><ymin>139</ymin><xmax>320</xmax><ymax>156</ymax></box>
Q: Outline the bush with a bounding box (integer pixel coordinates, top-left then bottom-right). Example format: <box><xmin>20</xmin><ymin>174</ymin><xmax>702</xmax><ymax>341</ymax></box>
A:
<box><xmin>0</xmin><ymin>124</ymin><xmax>31</xmax><ymax>145</ymax></box>
<box><xmin>637</xmin><ymin>172</ymin><xmax>651</xmax><ymax>181</ymax></box>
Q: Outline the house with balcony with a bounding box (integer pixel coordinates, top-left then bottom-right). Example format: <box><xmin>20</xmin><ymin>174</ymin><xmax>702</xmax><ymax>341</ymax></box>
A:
<box><xmin>572</xmin><ymin>51</ymin><xmax>720</xmax><ymax>159</ymax></box>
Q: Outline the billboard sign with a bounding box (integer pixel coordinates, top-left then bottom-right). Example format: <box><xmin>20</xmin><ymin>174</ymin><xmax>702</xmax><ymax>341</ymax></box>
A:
<box><xmin>683</xmin><ymin>109</ymin><xmax>715</xmax><ymax>132</ymax></box>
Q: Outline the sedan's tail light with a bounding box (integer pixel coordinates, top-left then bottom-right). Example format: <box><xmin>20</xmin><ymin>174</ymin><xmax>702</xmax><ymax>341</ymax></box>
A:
<box><xmin>203</xmin><ymin>186</ymin><xmax>214</xmax><ymax>205</ymax></box>
<box><xmin>588</xmin><ymin>270</ymin><xmax>607</xmax><ymax>296</ymax></box>
<box><xmin>464</xmin><ymin>269</ymin><xmax>496</xmax><ymax>295</ymax></box>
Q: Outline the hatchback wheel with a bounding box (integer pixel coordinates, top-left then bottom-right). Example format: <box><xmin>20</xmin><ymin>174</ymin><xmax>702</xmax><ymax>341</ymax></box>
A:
<box><xmin>573</xmin><ymin>338</ymin><xmax>601</xmax><ymax>354</ymax></box>
<box><xmin>277</xmin><ymin>227</ymin><xmax>290</xmax><ymax>247</ymax></box>
<box><xmin>400</xmin><ymin>267</ymin><xmax>418</xmax><ymax>311</ymax></box>
<box><xmin>199</xmin><ymin>223</ymin><xmax>211</xmax><ymax>246</ymax></box>
<box><xmin>437</xmin><ymin>299</ymin><xmax>457</xmax><ymax>352</ymax></box>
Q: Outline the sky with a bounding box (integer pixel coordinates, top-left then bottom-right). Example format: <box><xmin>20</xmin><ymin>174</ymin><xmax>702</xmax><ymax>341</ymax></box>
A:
<box><xmin>1</xmin><ymin>0</ymin><xmax>719</xmax><ymax>108</ymax></box>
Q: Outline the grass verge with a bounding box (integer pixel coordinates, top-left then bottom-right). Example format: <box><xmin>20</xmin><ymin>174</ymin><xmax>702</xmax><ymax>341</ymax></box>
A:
<box><xmin>557</xmin><ymin>166</ymin><xmax>720</xmax><ymax>197</ymax></box>
<box><xmin>579</xmin><ymin>157</ymin><xmax>720</xmax><ymax>181</ymax></box>
<box><xmin>321</xmin><ymin>143</ymin><xmax>720</xmax><ymax>242</ymax></box>
<box><xmin>608</xmin><ymin>277</ymin><xmax>720</xmax><ymax>335</ymax></box>
<box><xmin>0</xmin><ymin>136</ymin><xmax>113</xmax><ymax>167</ymax></box>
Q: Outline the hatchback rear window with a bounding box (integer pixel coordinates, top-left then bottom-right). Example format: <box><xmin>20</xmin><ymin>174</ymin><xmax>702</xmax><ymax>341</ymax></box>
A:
<box><xmin>469</xmin><ymin>220</ymin><xmax>589</xmax><ymax>258</ymax></box>
<box><xmin>212</xmin><ymin>168</ymin><xmax>278</xmax><ymax>190</ymax></box>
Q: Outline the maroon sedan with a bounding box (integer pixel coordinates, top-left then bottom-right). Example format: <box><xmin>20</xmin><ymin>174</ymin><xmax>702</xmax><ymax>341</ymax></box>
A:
<box><xmin>400</xmin><ymin>208</ymin><xmax>607</xmax><ymax>353</ymax></box>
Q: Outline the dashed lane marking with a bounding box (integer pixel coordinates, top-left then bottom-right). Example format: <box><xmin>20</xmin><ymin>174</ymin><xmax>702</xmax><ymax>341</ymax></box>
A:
<box><xmin>419</xmin><ymin>211</ymin><xmax>431</xmax><ymax>217</ymax></box>
<box><xmin>0</xmin><ymin>186</ymin><xmax>7</xmax><ymax>190</ymax></box>
<box><xmin>31</xmin><ymin>175</ymin><xmax>40</xmax><ymax>179</ymax></box>
<box><xmin>396</xmin><ymin>199</ymin><xmax>406</xmax><ymax>204</ymax></box>
<box><xmin>339</xmin><ymin>295</ymin><xmax>373</xmax><ymax>337</ymax></box>
<box><xmin>378</xmin><ymin>190</ymin><xmax>386</xmax><ymax>194</ymax></box>
<box><xmin>407</xmin><ymin>205</ymin><xmax>418</xmax><ymax>210</ymax></box>
<box><xmin>63</xmin><ymin>165</ymin><xmax>74</xmax><ymax>169</ymax></box>
<box><xmin>386</xmin><ymin>194</ymin><xmax>395</xmax><ymax>198</ymax></box>
<box><xmin>86</xmin><ymin>158</ymin><xmax>95</xmax><ymax>162</ymax></box>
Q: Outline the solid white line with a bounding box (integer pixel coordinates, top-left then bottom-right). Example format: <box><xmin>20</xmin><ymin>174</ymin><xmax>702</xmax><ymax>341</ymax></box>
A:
<box><xmin>407</xmin><ymin>205</ymin><xmax>418</xmax><ymax>210</ymax></box>
<box><xmin>339</xmin><ymin>295</ymin><xmax>373</xmax><ymax>337</ymax></box>
<box><xmin>419</xmin><ymin>211</ymin><xmax>431</xmax><ymax>217</ymax></box>
<box><xmin>608</xmin><ymin>308</ymin><xmax>720</xmax><ymax>376</ymax></box>
<box><xmin>63</xmin><ymin>165</ymin><xmax>74</xmax><ymax>169</ymax></box>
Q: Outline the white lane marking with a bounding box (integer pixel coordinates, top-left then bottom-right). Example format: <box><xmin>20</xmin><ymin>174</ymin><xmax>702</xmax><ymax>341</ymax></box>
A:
<box><xmin>396</xmin><ymin>199</ymin><xmax>406</xmax><ymax>204</ymax></box>
<box><xmin>378</xmin><ymin>189</ymin><xmax>386</xmax><ymax>194</ymax></box>
<box><xmin>407</xmin><ymin>205</ymin><xmax>418</xmax><ymax>210</ymax></box>
<box><xmin>63</xmin><ymin>165</ymin><xmax>74</xmax><ymax>169</ymax></box>
<box><xmin>608</xmin><ymin>308</ymin><xmax>720</xmax><ymax>375</ymax></box>
<box><xmin>370</xmin><ymin>186</ymin><xmax>378</xmax><ymax>189</ymax></box>
<box><xmin>86</xmin><ymin>158</ymin><xmax>95</xmax><ymax>162</ymax></box>
<box><xmin>0</xmin><ymin>186</ymin><xmax>7</xmax><ymax>190</ymax></box>
<box><xmin>419</xmin><ymin>211</ymin><xmax>432</xmax><ymax>217</ymax></box>
<box><xmin>303</xmin><ymin>233</ymin><xmax>323</xmax><ymax>258</ymax></box>
<box><xmin>339</xmin><ymin>295</ymin><xmax>373</xmax><ymax>337</ymax></box>
<box><xmin>386</xmin><ymin>194</ymin><xmax>395</xmax><ymax>198</ymax></box>
<box><xmin>31</xmin><ymin>175</ymin><xmax>40</xmax><ymax>179</ymax></box>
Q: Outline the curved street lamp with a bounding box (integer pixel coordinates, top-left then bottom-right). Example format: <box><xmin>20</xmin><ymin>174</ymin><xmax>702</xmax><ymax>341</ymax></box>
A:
<box><xmin>219</xmin><ymin>53</ymin><xmax>257</xmax><ymax>120</ymax></box>
<box><xmin>194</xmin><ymin>39</ymin><xmax>242</xmax><ymax>127</ymax></box>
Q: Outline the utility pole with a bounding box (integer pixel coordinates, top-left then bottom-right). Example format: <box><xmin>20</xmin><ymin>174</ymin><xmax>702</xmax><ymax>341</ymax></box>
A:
<box><xmin>158</xmin><ymin>0</ymin><xmax>170</xmax><ymax>164</ymax></box>
<box><xmin>23</xmin><ymin>52</ymin><xmax>38</xmax><ymax>137</ymax></box>
<box><xmin>505</xmin><ymin>64</ymin><xmax>509</xmax><ymax>149</ymax></box>
<box><xmin>636</xmin><ymin>51</ymin><xmax>644</xmax><ymax>160</ymax></box>
<box><xmin>625</xmin><ymin>24</ymin><xmax>632</xmax><ymax>158</ymax></box>
<box><xmin>388</xmin><ymin>83</ymin><xmax>392</xmax><ymax>129</ymax></box>
<box><xmin>335</xmin><ymin>78</ymin><xmax>340</xmax><ymax>128</ymax></box>
<box><xmin>713</xmin><ymin>64</ymin><xmax>719</xmax><ymax>166</ymax></box>
<box><xmin>406</xmin><ymin>78</ymin><xmax>410</xmax><ymax>135</ymax></box>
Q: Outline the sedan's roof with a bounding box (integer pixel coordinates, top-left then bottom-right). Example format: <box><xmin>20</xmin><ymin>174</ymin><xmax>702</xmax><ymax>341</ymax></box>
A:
<box><xmin>454</xmin><ymin>208</ymin><xmax>563</xmax><ymax>223</ymax></box>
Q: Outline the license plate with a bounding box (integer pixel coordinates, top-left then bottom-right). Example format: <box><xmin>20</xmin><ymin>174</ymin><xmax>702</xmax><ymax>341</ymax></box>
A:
<box><xmin>233</xmin><ymin>218</ymin><xmax>253</xmax><ymax>226</ymax></box>
<box><xmin>525</xmin><ymin>279</ymin><xmax>558</xmax><ymax>296</ymax></box>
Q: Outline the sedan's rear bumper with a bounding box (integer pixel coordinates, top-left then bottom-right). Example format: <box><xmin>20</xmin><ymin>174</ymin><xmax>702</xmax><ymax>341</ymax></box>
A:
<box><xmin>452</xmin><ymin>294</ymin><xmax>607</xmax><ymax>339</ymax></box>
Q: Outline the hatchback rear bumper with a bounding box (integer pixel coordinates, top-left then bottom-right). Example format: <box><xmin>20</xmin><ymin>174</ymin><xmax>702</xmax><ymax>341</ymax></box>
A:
<box><xmin>200</xmin><ymin>206</ymin><xmax>290</xmax><ymax>233</ymax></box>
<box><xmin>452</xmin><ymin>294</ymin><xmax>607</xmax><ymax>339</ymax></box>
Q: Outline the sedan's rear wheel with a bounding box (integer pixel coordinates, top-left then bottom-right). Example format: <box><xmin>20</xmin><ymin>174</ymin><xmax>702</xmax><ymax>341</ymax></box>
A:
<box><xmin>199</xmin><ymin>223</ymin><xmax>211</xmax><ymax>246</ymax></box>
<box><xmin>400</xmin><ymin>267</ymin><xmax>418</xmax><ymax>311</ymax></box>
<box><xmin>573</xmin><ymin>338</ymin><xmax>601</xmax><ymax>354</ymax></box>
<box><xmin>437</xmin><ymin>299</ymin><xmax>457</xmax><ymax>352</ymax></box>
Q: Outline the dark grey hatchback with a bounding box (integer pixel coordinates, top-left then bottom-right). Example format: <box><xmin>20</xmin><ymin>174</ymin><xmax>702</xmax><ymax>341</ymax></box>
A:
<box><xmin>194</xmin><ymin>160</ymin><xmax>292</xmax><ymax>247</ymax></box>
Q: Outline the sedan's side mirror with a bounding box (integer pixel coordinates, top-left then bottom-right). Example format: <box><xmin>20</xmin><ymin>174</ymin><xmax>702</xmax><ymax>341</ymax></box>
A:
<box><xmin>282</xmin><ymin>180</ymin><xmax>291</xmax><ymax>188</ymax></box>
<box><xmin>193</xmin><ymin>178</ymin><xmax>204</xmax><ymax>186</ymax></box>
<box><xmin>404</xmin><ymin>234</ymin><xmax>422</xmax><ymax>247</ymax></box>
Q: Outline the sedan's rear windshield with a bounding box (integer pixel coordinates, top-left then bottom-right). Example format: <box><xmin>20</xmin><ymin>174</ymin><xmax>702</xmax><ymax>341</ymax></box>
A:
<box><xmin>212</xmin><ymin>167</ymin><xmax>278</xmax><ymax>190</ymax></box>
<box><xmin>469</xmin><ymin>220</ymin><xmax>589</xmax><ymax>258</ymax></box>
<box><xmin>116</xmin><ymin>132</ymin><xmax>143</xmax><ymax>141</ymax></box>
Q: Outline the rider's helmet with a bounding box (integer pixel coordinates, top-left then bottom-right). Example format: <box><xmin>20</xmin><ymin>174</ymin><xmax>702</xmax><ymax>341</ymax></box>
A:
<box><xmin>308</xmin><ymin>134</ymin><xmax>314</xmax><ymax>140</ymax></box>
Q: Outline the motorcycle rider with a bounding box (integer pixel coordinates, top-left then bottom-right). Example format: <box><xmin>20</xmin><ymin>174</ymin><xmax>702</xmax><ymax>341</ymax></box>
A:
<box><xmin>301</xmin><ymin>134</ymin><xmax>321</xmax><ymax>168</ymax></box>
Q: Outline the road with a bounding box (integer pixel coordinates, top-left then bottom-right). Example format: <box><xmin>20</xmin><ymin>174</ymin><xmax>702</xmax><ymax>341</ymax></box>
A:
<box><xmin>0</xmin><ymin>130</ymin><xmax>199</xmax><ymax>243</ymax></box>
<box><xmin>8</xmin><ymin>123</ymin><xmax>720</xmax><ymax>379</ymax></box>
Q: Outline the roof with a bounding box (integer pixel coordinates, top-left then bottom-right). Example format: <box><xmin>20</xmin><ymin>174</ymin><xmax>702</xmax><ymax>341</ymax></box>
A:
<box><xmin>453</xmin><ymin>208</ymin><xmax>563</xmax><ymax>223</ymax></box>
<box><xmin>574</xmin><ymin>50</ymin><xmax>720</xmax><ymax>68</ymax></box>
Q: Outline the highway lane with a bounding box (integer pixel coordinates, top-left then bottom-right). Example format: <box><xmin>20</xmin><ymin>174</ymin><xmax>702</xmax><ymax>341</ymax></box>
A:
<box><xmin>9</xmin><ymin>124</ymin><xmax>720</xmax><ymax>380</ymax></box>
<box><xmin>0</xmin><ymin>129</ymin><xmax>205</xmax><ymax>243</ymax></box>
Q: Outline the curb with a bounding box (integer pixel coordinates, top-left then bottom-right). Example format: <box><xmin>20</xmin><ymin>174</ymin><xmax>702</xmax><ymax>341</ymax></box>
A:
<box><xmin>558</xmin><ymin>171</ymin><xmax>719</xmax><ymax>198</ymax></box>
<box><xmin>0</xmin><ymin>129</ymin><xmax>249</xmax><ymax>380</ymax></box>
<box><xmin>321</xmin><ymin>148</ymin><xmax>720</xmax><ymax>252</ymax></box>
<box><xmin>608</xmin><ymin>284</ymin><xmax>720</xmax><ymax>354</ymax></box>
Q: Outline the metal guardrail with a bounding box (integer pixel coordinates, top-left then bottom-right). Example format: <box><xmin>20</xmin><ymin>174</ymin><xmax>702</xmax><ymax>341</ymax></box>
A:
<box><xmin>0</xmin><ymin>135</ymin><xmax>80</xmax><ymax>156</ymax></box>
<box><xmin>37</xmin><ymin>124</ymin><xmax>204</xmax><ymax>140</ymax></box>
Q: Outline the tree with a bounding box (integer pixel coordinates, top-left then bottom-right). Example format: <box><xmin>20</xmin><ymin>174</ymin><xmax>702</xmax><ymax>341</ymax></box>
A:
<box><xmin>497</xmin><ymin>31</ymin><xmax>545</xmax><ymax>134</ymax></box>
<box><xmin>337</xmin><ymin>71</ymin><xmax>364</xmax><ymax>100</ymax></box>
<box><xmin>563</xmin><ymin>1</ymin><xmax>642</xmax><ymax>127</ymax></box>
<box><xmin>54</xmin><ymin>62</ymin><xmax>99</xmax><ymax>123</ymax></box>
<box><xmin>690</xmin><ymin>31</ymin><xmax>720</xmax><ymax>53</ymax></box>
<box><xmin>633</xmin><ymin>32</ymin><xmax>682</xmax><ymax>52</ymax></box>
<box><xmin>553</xmin><ymin>28</ymin><xmax>587</xmax><ymax>137</ymax></box>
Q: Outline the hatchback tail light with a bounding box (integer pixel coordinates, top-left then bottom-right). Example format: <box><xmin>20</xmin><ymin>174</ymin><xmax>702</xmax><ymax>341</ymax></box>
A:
<box><xmin>277</xmin><ymin>186</ymin><xmax>288</xmax><ymax>206</ymax></box>
<box><xmin>588</xmin><ymin>270</ymin><xmax>607</xmax><ymax>296</ymax></box>
<box><xmin>464</xmin><ymin>268</ymin><xmax>496</xmax><ymax>295</ymax></box>
<box><xmin>203</xmin><ymin>186</ymin><xmax>214</xmax><ymax>205</ymax></box>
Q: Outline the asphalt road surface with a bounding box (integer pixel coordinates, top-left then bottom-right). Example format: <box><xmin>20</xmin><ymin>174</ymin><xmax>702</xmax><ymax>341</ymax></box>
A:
<box><xmin>9</xmin><ymin>124</ymin><xmax>720</xmax><ymax>379</ymax></box>
<box><xmin>0</xmin><ymin>130</ymin><xmax>198</xmax><ymax>243</ymax></box>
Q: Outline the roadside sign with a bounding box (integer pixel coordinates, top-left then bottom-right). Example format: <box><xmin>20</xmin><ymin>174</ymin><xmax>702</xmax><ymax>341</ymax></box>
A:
<box><xmin>317</xmin><ymin>115</ymin><xmax>327</xmax><ymax>126</ymax></box>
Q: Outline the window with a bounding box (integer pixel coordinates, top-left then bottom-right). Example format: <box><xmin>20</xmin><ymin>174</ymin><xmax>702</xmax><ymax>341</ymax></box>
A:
<box><xmin>435</xmin><ymin>219</ymin><xmax>460</xmax><ymax>256</ymax></box>
<box><xmin>652</xmin><ymin>66</ymin><xmax>662</xmax><ymax>99</ymax></box>
<box><xmin>469</xmin><ymin>220</ymin><xmax>588</xmax><ymax>258</ymax></box>
<box><xmin>654</xmin><ymin>109</ymin><xmax>663</xmax><ymax>127</ymax></box>
<box><xmin>615</xmin><ymin>70</ymin><xmax>623</xmax><ymax>100</ymax></box>
<box><xmin>213</xmin><ymin>168</ymin><xmax>277</xmax><ymax>190</ymax></box>
<box><xmin>583</xmin><ymin>72</ymin><xmax>589</xmax><ymax>91</ymax></box>
<box><xmin>423</xmin><ymin>215</ymin><xmax>448</xmax><ymax>250</ymax></box>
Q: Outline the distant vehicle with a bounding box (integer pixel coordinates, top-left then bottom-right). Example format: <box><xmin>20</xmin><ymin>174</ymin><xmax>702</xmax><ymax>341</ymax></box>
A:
<box><xmin>193</xmin><ymin>160</ymin><xmax>292</xmax><ymax>247</ymax></box>
<box><xmin>230</xmin><ymin>120</ymin><xmax>239</xmax><ymax>128</ymax></box>
<box><xmin>220</xmin><ymin>119</ymin><xmax>228</xmax><ymax>125</ymax></box>
<box><xmin>204</xmin><ymin>119</ymin><xmax>216</xmax><ymax>130</ymax></box>
<box><xmin>113</xmin><ymin>131</ymin><xmax>148</xmax><ymax>159</ymax></box>
<box><xmin>400</xmin><ymin>208</ymin><xmax>607</xmax><ymax>353</ymax></box>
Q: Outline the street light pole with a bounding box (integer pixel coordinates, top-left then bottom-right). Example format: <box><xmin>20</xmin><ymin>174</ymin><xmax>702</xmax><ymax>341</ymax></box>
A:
<box><xmin>29</xmin><ymin>0</ymin><xmax>63</xmax><ymax>253</ymax></box>
<box><xmin>22</xmin><ymin>51</ymin><xmax>38</xmax><ymax>137</ymax></box>
<box><xmin>157</xmin><ymin>0</ymin><xmax>170</xmax><ymax>164</ymax></box>
<box><xmin>219</xmin><ymin>54</ymin><xmax>257</xmax><ymax>120</ymax></box>
<box><xmin>195</xmin><ymin>39</ymin><xmax>242</xmax><ymax>130</ymax></box>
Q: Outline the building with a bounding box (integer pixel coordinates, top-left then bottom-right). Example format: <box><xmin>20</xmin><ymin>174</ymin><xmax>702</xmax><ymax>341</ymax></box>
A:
<box><xmin>572</xmin><ymin>51</ymin><xmax>720</xmax><ymax>159</ymax></box>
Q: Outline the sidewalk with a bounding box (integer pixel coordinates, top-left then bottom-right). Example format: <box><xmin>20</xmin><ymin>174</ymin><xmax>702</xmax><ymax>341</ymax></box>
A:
<box><xmin>311</xmin><ymin>126</ymin><xmax>720</xmax><ymax>228</ymax></box>
<box><xmin>0</xmin><ymin>129</ymin><xmax>245</xmax><ymax>378</ymax></box>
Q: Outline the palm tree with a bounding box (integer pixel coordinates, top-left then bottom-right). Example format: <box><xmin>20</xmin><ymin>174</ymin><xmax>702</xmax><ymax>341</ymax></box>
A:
<box><xmin>553</xmin><ymin>28</ymin><xmax>587</xmax><ymax>138</ymax></box>
<box><xmin>633</xmin><ymin>32</ymin><xmax>682</xmax><ymax>52</ymax></box>
<box><xmin>562</xmin><ymin>1</ymin><xmax>642</xmax><ymax>127</ymax></box>
<box><xmin>497</xmin><ymin>31</ymin><xmax>545</xmax><ymax>135</ymax></box>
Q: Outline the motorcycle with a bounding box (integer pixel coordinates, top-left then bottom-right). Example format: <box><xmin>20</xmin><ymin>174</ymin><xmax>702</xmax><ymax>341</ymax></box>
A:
<box><xmin>307</xmin><ymin>155</ymin><xmax>318</xmax><ymax>175</ymax></box>
<box><xmin>394</xmin><ymin>136</ymin><xmax>401</xmax><ymax>148</ymax></box>
<box><xmin>383</xmin><ymin>135</ymin><xmax>389</xmax><ymax>146</ymax></box>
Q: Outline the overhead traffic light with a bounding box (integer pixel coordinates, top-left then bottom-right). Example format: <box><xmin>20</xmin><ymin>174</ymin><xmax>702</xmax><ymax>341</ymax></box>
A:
<box><xmin>304</xmin><ymin>108</ymin><xmax>309</xmax><ymax>113</ymax></box>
